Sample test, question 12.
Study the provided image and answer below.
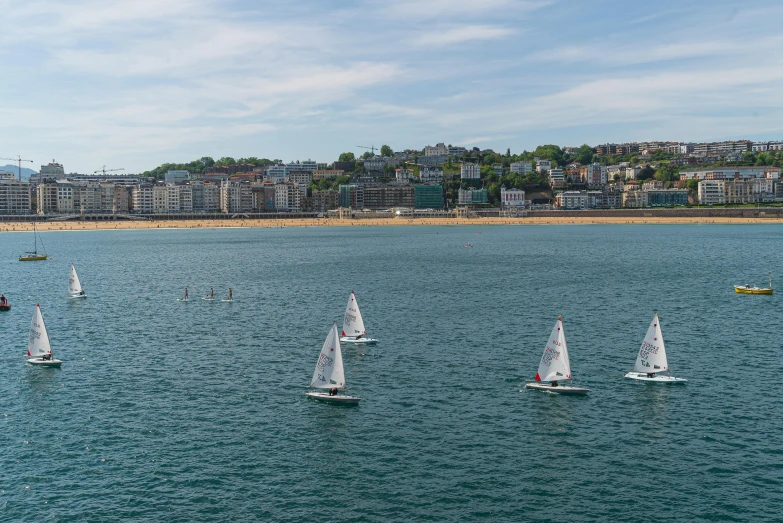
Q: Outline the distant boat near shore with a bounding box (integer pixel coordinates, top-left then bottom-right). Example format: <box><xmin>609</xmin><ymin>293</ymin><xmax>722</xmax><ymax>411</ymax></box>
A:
<box><xmin>19</xmin><ymin>222</ymin><xmax>48</xmax><ymax>261</ymax></box>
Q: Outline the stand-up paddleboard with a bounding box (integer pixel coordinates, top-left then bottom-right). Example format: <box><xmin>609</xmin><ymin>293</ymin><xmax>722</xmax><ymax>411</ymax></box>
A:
<box><xmin>625</xmin><ymin>313</ymin><xmax>687</xmax><ymax>383</ymax></box>
<box><xmin>306</xmin><ymin>323</ymin><xmax>360</xmax><ymax>404</ymax></box>
<box><xmin>524</xmin><ymin>317</ymin><xmax>588</xmax><ymax>395</ymax></box>
<box><xmin>340</xmin><ymin>291</ymin><xmax>378</xmax><ymax>344</ymax></box>
<box><xmin>68</xmin><ymin>265</ymin><xmax>86</xmax><ymax>299</ymax></box>
<box><xmin>203</xmin><ymin>288</ymin><xmax>215</xmax><ymax>301</ymax></box>
<box><xmin>26</xmin><ymin>303</ymin><xmax>62</xmax><ymax>367</ymax></box>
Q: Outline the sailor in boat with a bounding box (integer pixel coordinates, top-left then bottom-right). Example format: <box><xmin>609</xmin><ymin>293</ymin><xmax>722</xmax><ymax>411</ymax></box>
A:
<box><xmin>41</xmin><ymin>353</ymin><xmax>52</xmax><ymax>361</ymax></box>
<box><xmin>551</xmin><ymin>380</ymin><xmax>558</xmax><ymax>387</ymax></box>
<box><xmin>0</xmin><ymin>295</ymin><xmax>7</xmax><ymax>305</ymax></box>
<box><xmin>647</xmin><ymin>373</ymin><xmax>654</xmax><ymax>378</ymax></box>
<box><xmin>329</xmin><ymin>387</ymin><xmax>338</xmax><ymax>396</ymax></box>
<box><xmin>746</xmin><ymin>284</ymin><xmax>751</xmax><ymax>289</ymax></box>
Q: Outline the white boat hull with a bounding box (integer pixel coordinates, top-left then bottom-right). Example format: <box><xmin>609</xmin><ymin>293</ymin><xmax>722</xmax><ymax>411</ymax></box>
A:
<box><xmin>624</xmin><ymin>371</ymin><xmax>687</xmax><ymax>383</ymax></box>
<box><xmin>26</xmin><ymin>357</ymin><xmax>62</xmax><ymax>367</ymax></box>
<box><xmin>68</xmin><ymin>294</ymin><xmax>86</xmax><ymax>299</ymax></box>
<box><xmin>340</xmin><ymin>336</ymin><xmax>378</xmax><ymax>345</ymax></box>
<box><xmin>524</xmin><ymin>382</ymin><xmax>589</xmax><ymax>395</ymax></box>
<box><xmin>306</xmin><ymin>391</ymin><xmax>360</xmax><ymax>404</ymax></box>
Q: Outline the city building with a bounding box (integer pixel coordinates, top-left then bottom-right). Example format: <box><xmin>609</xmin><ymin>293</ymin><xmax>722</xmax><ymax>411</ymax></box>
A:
<box><xmin>647</xmin><ymin>189</ymin><xmax>688</xmax><ymax>206</ymax></box>
<box><xmin>492</xmin><ymin>164</ymin><xmax>503</xmax><ymax>177</ymax></box>
<box><xmin>424</xmin><ymin>143</ymin><xmax>448</xmax><ymax>156</ymax></box>
<box><xmin>36</xmin><ymin>182</ymin><xmax>59</xmax><ymax>214</ymax></box>
<box><xmin>289</xmin><ymin>171</ymin><xmax>313</xmax><ymax>185</ymax></box>
<box><xmin>448</xmin><ymin>146</ymin><xmax>467</xmax><ymax>157</ymax></box>
<box><xmin>510</xmin><ymin>161</ymin><xmax>532</xmax><ymax>175</ymax></box>
<box><xmin>363</xmin><ymin>186</ymin><xmax>414</xmax><ymax>209</ymax></box>
<box><xmin>556</xmin><ymin>191</ymin><xmax>589</xmax><ymax>209</ymax></box>
<box><xmin>460</xmin><ymin>163</ymin><xmax>481</xmax><ymax>180</ymax></box>
<box><xmin>536</xmin><ymin>159</ymin><xmax>552</xmax><ymax>172</ymax></box>
<box><xmin>312</xmin><ymin>170</ymin><xmax>344</xmax><ymax>180</ymax></box>
<box><xmin>57</xmin><ymin>181</ymin><xmax>75</xmax><ymax>213</ymax></box>
<box><xmin>698</xmin><ymin>180</ymin><xmax>726</xmax><ymax>205</ymax></box>
<box><xmin>339</xmin><ymin>184</ymin><xmax>364</xmax><ymax>209</ymax></box>
<box><xmin>580</xmin><ymin>163</ymin><xmax>608</xmax><ymax>185</ymax></box>
<box><xmin>414</xmin><ymin>185</ymin><xmax>443</xmax><ymax>209</ymax></box>
<box><xmin>275</xmin><ymin>182</ymin><xmax>303</xmax><ymax>212</ymax></box>
<box><xmin>312</xmin><ymin>189</ymin><xmax>339</xmax><ymax>213</ymax></box>
<box><xmin>266</xmin><ymin>164</ymin><xmax>288</xmax><ymax>182</ymax></box>
<box><xmin>692</xmin><ymin>140</ymin><xmax>752</xmax><ymax>157</ymax></box>
<box><xmin>458</xmin><ymin>188</ymin><xmax>487</xmax><ymax>205</ymax></box>
<box><xmin>680</xmin><ymin>166</ymin><xmax>780</xmax><ymax>181</ymax></box>
<box><xmin>251</xmin><ymin>183</ymin><xmax>277</xmax><ymax>212</ymax></box>
<box><xmin>286</xmin><ymin>160</ymin><xmax>318</xmax><ymax>173</ymax></box>
<box><xmin>395</xmin><ymin>169</ymin><xmax>414</xmax><ymax>184</ymax></box>
<box><xmin>165</xmin><ymin>170</ymin><xmax>191</xmax><ymax>185</ymax></box>
<box><xmin>500</xmin><ymin>187</ymin><xmax>526</xmax><ymax>208</ymax></box>
<box><xmin>0</xmin><ymin>178</ymin><xmax>31</xmax><ymax>214</ymax></box>
<box><xmin>419</xmin><ymin>166</ymin><xmax>443</xmax><ymax>183</ymax></box>
<box><xmin>549</xmin><ymin>168</ymin><xmax>565</xmax><ymax>188</ymax></box>
<box><xmin>416</xmin><ymin>155</ymin><xmax>448</xmax><ymax>166</ymax></box>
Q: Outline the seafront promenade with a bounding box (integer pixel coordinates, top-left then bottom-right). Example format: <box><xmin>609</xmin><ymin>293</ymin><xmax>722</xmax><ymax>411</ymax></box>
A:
<box><xmin>2</xmin><ymin>213</ymin><xmax>783</xmax><ymax>231</ymax></box>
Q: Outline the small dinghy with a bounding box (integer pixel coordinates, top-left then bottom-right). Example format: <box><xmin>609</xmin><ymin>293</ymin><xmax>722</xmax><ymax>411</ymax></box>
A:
<box><xmin>26</xmin><ymin>303</ymin><xmax>62</xmax><ymax>367</ymax></box>
<box><xmin>524</xmin><ymin>317</ymin><xmax>588</xmax><ymax>395</ymax></box>
<box><xmin>340</xmin><ymin>291</ymin><xmax>377</xmax><ymax>344</ymax></box>
<box><xmin>68</xmin><ymin>265</ymin><xmax>86</xmax><ymax>298</ymax></box>
<box><xmin>0</xmin><ymin>294</ymin><xmax>10</xmax><ymax>311</ymax></box>
<box><xmin>624</xmin><ymin>313</ymin><xmax>686</xmax><ymax>383</ymax></box>
<box><xmin>306</xmin><ymin>323</ymin><xmax>360</xmax><ymax>404</ymax></box>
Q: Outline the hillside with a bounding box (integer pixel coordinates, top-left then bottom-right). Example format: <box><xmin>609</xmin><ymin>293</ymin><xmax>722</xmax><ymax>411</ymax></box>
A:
<box><xmin>0</xmin><ymin>164</ymin><xmax>37</xmax><ymax>180</ymax></box>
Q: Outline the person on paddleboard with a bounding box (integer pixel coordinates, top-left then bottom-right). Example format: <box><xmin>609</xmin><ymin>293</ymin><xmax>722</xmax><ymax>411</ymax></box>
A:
<box><xmin>184</xmin><ymin>287</ymin><xmax>189</xmax><ymax>300</ymax></box>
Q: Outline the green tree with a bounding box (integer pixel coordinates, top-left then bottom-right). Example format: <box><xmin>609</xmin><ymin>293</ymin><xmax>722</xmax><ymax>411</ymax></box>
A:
<box><xmin>380</xmin><ymin>145</ymin><xmax>393</xmax><ymax>157</ymax></box>
<box><xmin>574</xmin><ymin>144</ymin><xmax>594</xmax><ymax>165</ymax></box>
<box><xmin>216</xmin><ymin>157</ymin><xmax>236</xmax><ymax>166</ymax></box>
<box><xmin>338</xmin><ymin>152</ymin><xmax>355</xmax><ymax>162</ymax></box>
<box><xmin>361</xmin><ymin>151</ymin><xmax>373</xmax><ymax>159</ymax></box>
<box><xmin>637</xmin><ymin>166</ymin><xmax>655</xmax><ymax>181</ymax></box>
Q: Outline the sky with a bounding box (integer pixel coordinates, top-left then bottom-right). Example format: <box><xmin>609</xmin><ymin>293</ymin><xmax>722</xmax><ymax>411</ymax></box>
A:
<box><xmin>1</xmin><ymin>0</ymin><xmax>782</xmax><ymax>173</ymax></box>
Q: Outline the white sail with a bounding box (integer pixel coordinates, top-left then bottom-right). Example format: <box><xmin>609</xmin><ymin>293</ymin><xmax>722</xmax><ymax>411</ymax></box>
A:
<box><xmin>310</xmin><ymin>324</ymin><xmax>346</xmax><ymax>389</ymax></box>
<box><xmin>27</xmin><ymin>304</ymin><xmax>52</xmax><ymax>358</ymax></box>
<box><xmin>68</xmin><ymin>265</ymin><xmax>83</xmax><ymax>296</ymax></box>
<box><xmin>633</xmin><ymin>314</ymin><xmax>669</xmax><ymax>374</ymax></box>
<box><xmin>342</xmin><ymin>291</ymin><xmax>366</xmax><ymax>337</ymax></box>
<box><xmin>535</xmin><ymin>317</ymin><xmax>572</xmax><ymax>382</ymax></box>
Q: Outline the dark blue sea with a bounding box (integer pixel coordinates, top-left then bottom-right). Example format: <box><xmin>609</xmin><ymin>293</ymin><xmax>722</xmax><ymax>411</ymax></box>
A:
<box><xmin>1</xmin><ymin>225</ymin><xmax>781</xmax><ymax>521</ymax></box>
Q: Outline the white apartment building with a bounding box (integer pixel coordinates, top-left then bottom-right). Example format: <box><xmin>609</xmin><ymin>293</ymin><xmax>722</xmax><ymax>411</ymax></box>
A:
<box><xmin>36</xmin><ymin>183</ymin><xmax>58</xmax><ymax>214</ymax></box>
<box><xmin>395</xmin><ymin>169</ymin><xmax>414</xmax><ymax>183</ymax></box>
<box><xmin>75</xmin><ymin>182</ymin><xmax>101</xmax><ymax>213</ymax></box>
<box><xmin>363</xmin><ymin>156</ymin><xmax>387</xmax><ymax>172</ymax></box>
<box><xmin>698</xmin><ymin>180</ymin><xmax>726</xmax><ymax>205</ymax></box>
<box><xmin>461</xmin><ymin>162</ymin><xmax>481</xmax><ymax>180</ymax></box>
<box><xmin>584</xmin><ymin>163</ymin><xmax>608</xmax><ymax>185</ymax></box>
<box><xmin>274</xmin><ymin>182</ymin><xmax>303</xmax><ymax>212</ymax></box>
<box><xmin>510</xmin><ymin>161</ymin><xmax>532</xmax><ymax>175</ymax></box>
<box><xmin>500</xmin><ymin>187</ymin><xmax>526</xmax><ymax>208</ymax></box>
<box><xmin>424</xmin><ymin>143</ymin><xmax>448</xmax><ymax>156</ymax></box>
<box><xmin>0</xmin><ymin>178</ymin><xmax>31</xmax><ymax>214</ymax></box>
<box><xmin>39</xmin><ymin>160</ymin><xmax>65</xmax><ymax>180</ymax></box>
<box><xmin>536</xmin><ymin>159</ymin><xmax>552</xmax><ymax>173</ymax></box>
<box><xmin>266</xmin><ymin>164</ymin><xmax>288</xmax><ymax>182</ymax></box>
<box><xmin>152</xmin><ymin>185</ymin><xmax>167</xmax><ymax>213</ymax></box>
<box><xmin>419</xmin><ymin>166</ymin><xmax>443</xmax><ymax>183</ymax></box>
<box><xmin>556</xmin><ymin>191</ymin><xmax>589</xmax><ymax>209</ymax></box>
<box><xmin>680</xmin><ymin>167</ymin><xmax>780</xmax><ymax>181</ymax></box>
<box><xmin>57</xmin><ymin>181</ymin><xmax>75</xmax><ymax>213</ymax></box>
<box><xmin>287</xmin><ymin>160</ymin><xmax>318</xmax><ymax>173</ymax></box>
<box><xmin>289</xmin><ymin>171</ymin><xmax>313</xmax><ymax>185</ymax></box>
<box><xmin>166</xmin><ymin>185</ymin><xmax>182</xmax><ymax>213</ymax></box>
<box><xmin>220</xmin><ymin>181</ymin><xmax>252</xmax><ymax>213</ymax></box>
<box><xmin>549</xmin><ymin>168</ymin><xmax>565</xmax><ymax>187</ymax></box>
<box><xmin>189</xmin><ymin>182</ymin><xmax>220</xmax><ymax>212</ymax></box>
<box><xmin>132</xmin><ymin>185</ymin><xmax>154</xmax><ymax>213</ymax></box>
<box><xmin>448</xmin><ymin>146</ymin><xmax>467</xmax><ymax>157</ymax></box>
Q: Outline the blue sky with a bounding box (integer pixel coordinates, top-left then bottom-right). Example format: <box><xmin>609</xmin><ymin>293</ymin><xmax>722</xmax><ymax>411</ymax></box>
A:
<box><xmin>1</xmin><ymin>0</ymin><xmax>782</xmax><ymax>173</ymax></box>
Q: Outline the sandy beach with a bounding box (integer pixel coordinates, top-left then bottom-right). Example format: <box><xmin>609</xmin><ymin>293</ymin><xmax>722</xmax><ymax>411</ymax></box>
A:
<box><xmin>2</xmin><ymin>215</ymin><xmax>783</xmax><ymax>232</ymax></box>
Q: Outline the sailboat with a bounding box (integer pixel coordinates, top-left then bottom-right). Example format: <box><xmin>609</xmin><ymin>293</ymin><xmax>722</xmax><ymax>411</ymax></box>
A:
<box><xmin>340</xmin><ymin>291</ymin><xmax>378</xmax><ymax>344</ymax></box>
<box><xmin>68</xmin><ymin>265</ymin><xmax>86</xmax><ymax>298</ymax></box>
<box><xmin>19</xmin><ymin>222</ymin><xmax>48</xmax><ymax>261</ymax></box>
<box><xmin>306</xmin><ymin>323</ymin><xmax>360</xmax><ymax>404</ymax></box>
<box><xmin>525</xmin><ymin>317</ymin><xmax>589</xmax><ymax>395</ymax></box>
<box><xmin>624</xmin><ymin>313</ymin><xmax>686</xmax><ymax>383</ymax></box>
<box><xmin>26</xmin><ymin>303</ymin><xmax>62</xmax><ymax>367</ymax></box>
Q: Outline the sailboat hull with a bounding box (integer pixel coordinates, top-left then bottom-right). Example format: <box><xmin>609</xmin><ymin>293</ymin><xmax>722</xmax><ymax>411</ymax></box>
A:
<box><xmin>306</xmin><ymin>391</ymin><xmax>360</xmax><ymax>404</ymax></box>
<box><xmin>524</xmin><ymin>382</ymin><xmax>589</xmax><ymax>395</ymax></box>
<box><xmin>68</xmin><ymin>294</ymin><xmax>86</xmax><ymax>299</ymax></box>
<box><xmin>624</xmin><ymin>372</ymin><xmax>687</xmax><ymax>382</ymax></box>
<box><xmin>26</xmin><ymin>357</ymin><xmax>62</xmax><ymax>367</ymax></box>
<box><xmin>19</xmin><ymin>255</ymin><xmax>48</xmax><ymax>261</ymax></box>
<box><xmin>0</xmin><ymin>304</ymin><xmax>10</xmax><ymax>311</ymax></box>
<box><xmin>340</xmin><ymin>336</ymin><xmax>378</xmax><ymax>345</ymax></box>
<box><xmin>734</xmin><ymin>286</ymin><xmax>773</xmax><ymax>294</ymax></box>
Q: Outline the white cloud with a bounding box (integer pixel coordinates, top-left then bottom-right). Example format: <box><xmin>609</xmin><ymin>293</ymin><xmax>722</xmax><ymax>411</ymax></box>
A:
<box><xmin>415</xmin><ymin>25</ymin><xmax>515</xmax><ymax>46</ymax></box>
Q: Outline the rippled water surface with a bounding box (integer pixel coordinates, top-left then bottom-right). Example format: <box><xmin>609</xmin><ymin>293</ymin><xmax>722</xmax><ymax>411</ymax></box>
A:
<box><xmin>1</xmin><ymin>225</ymin><xmax>782</xmax><ymax>521</ymax></box>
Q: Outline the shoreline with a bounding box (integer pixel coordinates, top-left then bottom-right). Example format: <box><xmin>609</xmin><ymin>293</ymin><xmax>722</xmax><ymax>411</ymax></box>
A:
<box><xmin>2</xmin><ymin>216</ymin><xmax>783</xmax><ymax>231</ymax></box>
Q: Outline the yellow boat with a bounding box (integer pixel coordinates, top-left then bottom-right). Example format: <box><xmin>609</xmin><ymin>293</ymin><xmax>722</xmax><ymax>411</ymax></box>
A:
<box><xmin>734</xmin><ymin>273</ymin><xmax>773</xmax><ymax>294</ymax></box>
<box><xmin>18</xmin><ymin>222</ymin><xmax>48</xmax><ymax>261</ymax></box>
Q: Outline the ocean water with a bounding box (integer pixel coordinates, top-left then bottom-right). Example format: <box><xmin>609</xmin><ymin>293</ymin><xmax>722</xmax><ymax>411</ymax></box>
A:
<box><xmin>1</xmin><ymin>224</ymin><xmax>782</xmax><ymax>521</ymax></box>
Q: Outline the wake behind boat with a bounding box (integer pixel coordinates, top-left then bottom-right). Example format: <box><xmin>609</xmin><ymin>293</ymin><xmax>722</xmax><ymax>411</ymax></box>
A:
<box><xmin>306</xmin><ymin>323</ymin><xmax>360</xmax><ymax>404</ymax></box>
<box><xmin>624</xmin><ymin>313</ymin><xmax>686</xmax><ymax>383</ymax></box>
<box><xmin>68</xmin><ymin>265</ymin><xmax>86</xmax><ymax>298</ymax></box>
<box><xmin>340</xmin><ymin>291</ymin><xmax>377</xmax><ymax>344</ymax></box>
<box><xmin>524</xmin><ymin>317</ymin><xmax>588</xmax><ymax>395</ymax></box>
<box><xmin>26</xmin><ymin>303</ymin><xmax>62</xmax><ymax>367</ymax></box>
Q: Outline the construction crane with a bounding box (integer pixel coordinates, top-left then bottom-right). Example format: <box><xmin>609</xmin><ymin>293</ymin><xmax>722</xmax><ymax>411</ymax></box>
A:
<box><xmin>0</xmin><ymin>155</ymin><xmax>33</xmax><ymax>181</ymax></box>
<box><xmin>357</xmin><ymin>145</ymin><xmax>377</xmax><ymax>155</ymax></box>
<box><xmin>94</xmin><ymin>166</ymin><xmax>125</xmax><ymax>176</ymax></box>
